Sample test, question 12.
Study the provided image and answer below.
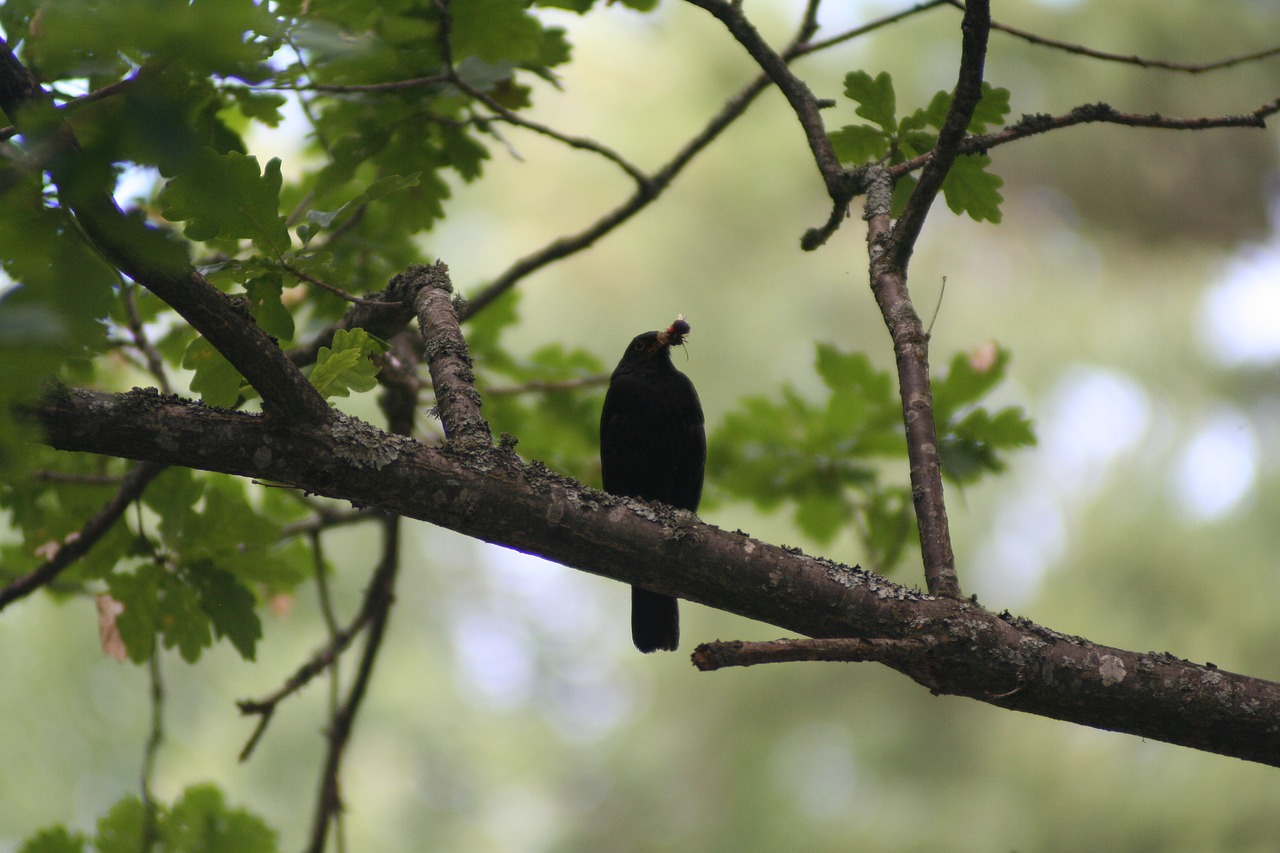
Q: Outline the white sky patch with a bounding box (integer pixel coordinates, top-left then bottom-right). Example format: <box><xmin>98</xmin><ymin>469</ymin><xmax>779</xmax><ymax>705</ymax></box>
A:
<box><xmin>1199</xmin><ymin>241</ymin><xmax>1280</xmax><ymax>366</ymax></box>
<box><xmin>450</xmin><ymin>545</ymin><xmax>639</xmax><ymax>740</ymax></box>
<box><xmin>1172</xmin><ymin>413</ymin><xmax>1257</xmax><ymax>521</ymax></box>
<box><xmin>1040</xmin><ymin>367</ymin><xmax>1151</xmax><ymax>502</ymax></box>
<box><xmin>973</xmin><ymin>367</ymin><xmax>1150</xmax><ymax>606</ymax></box>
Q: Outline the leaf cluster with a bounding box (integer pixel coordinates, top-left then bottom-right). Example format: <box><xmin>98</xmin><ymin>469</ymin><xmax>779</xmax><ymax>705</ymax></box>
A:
<box><xmin>829</xmin><ymin>70</ymin><xmax>1009</xmax><ymax>222</ymax></box>
<box><xmin>709</xmin><ymin>343</ymin><xmax>1032</xmax><ymax>571</ymax></box>
<box><xmin>468</xmin><ymin>292</ymin><xmax>607</xmax><ymax>479</ymax></box>
<box><xmin>0</xmin><ymin>0</ymin><xmax>588</xmax><ymax>629</ymax></box>
<box><xmin>19</xmin><ymin>784</ymin><xmax>277</xmax><ymax>853</ymax></box>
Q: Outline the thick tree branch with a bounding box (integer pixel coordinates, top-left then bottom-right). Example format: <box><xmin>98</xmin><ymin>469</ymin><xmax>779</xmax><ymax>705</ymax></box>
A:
<box><xmin>26</xmin><ymin>386</ymin><xmax>1280</xmax><ymax>767</ymax></box>
<box><xmin>411</xmin><ymin>262</ymin><xmax>491</xmax><ymax>446</ymax></box>
<box><xmin>857</xmin><ymin>1</ymin><xmax>992</xmax><ymax>600</ymax></box>
<box><xmin>694</xmin><ymin>637</ymin><xmax>938</xmax><ymax>669</ymax></box>
<box><xmin>0</xmin><ymin>39</ymin><xmax>330</xmax><ymax>424</ymax></box>
<box><xmin>864</xmin><ymin>168</ymin><xmax>958</xmax><ymax>599</ymax></box>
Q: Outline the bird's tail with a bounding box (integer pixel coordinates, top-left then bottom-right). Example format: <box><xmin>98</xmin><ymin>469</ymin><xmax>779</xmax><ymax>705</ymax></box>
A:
<box><xmin>631</xmin><ymin>586</ymin><xmax>679</xmax><ymax>653</ymax></box>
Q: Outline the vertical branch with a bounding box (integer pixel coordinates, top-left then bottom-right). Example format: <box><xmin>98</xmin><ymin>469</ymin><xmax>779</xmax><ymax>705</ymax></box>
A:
<box><xmin>140</xmin><ymin>650</ymin><xmax>164</xmax><ymax>852</ymax></box>
<box><xmin>888</xmin><ymin>0</ymin><xmax>991</xmax><ymax>268</ymax></box>
<box><xmin>865</xmin><ymin>167</ymin><xmax>959</xmax><ymax>598</ymax></box>
<box><xmin>306</xmin><ymin>515</ymin><xmax>400</xmax><ymax>853</ymax></box>
<box><xmin>306</xmin><ymin>325</ymin><xmax>419</xmax><ymax>853</ymax></box>
<box><xmin>865</xmin><ymin>0</ymin><xmax>989</xmax><ymax>599</ymax></box>
<box><xmin>409</xmin><ymin>262</ymin><xmax>492</xmax><ymax>447</ymax></box>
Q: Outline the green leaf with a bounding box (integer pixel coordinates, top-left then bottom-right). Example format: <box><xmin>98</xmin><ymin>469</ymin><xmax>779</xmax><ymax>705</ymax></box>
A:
<box><xmin>244</xmin><ymin>274</ymin><xmax>295</xmax><ymax>342</ymax></box>
<box><xmin>186</xmin><ymin>561</ymin><xmax>262</xmax><ymax>661</ymax></box>
<box><xmin>24</xmin><ymin>0</ymin><xmax>278</xmax><ymax>81</ymax></box>
<box><xmin>900</xmin><ymin>91</ymin><xmax>951</xmax><ymax>133</ymax></box>
<box><xmin>182</xmin><ymin>337</ymin><xmax>245</xmax><ymax>407</ymax></box>
<box><xmin>795</xmin><ymin>489</ymin><xmax>850</xmax><ymax>543</ymax></box>
<box><xmin>450</xmin><ymin>0</ymin><xmax>545</xmax><ymax>64</ymax></box>
<box><xmin>969</xmin><ymin>83</ymin><xmax>1012</xmax><ymax>134</ymax></box>
<box><xmin>94</xmin><ymin>796</ymin><xmax>146</xmax><ymax>853</ymax></box>
<box><xmin>156</xmin><ymin>569</ymin><xmax>213</xmax><ymax>663</ymax></box>
<box><xmin>933</xmin><ymin>347</ymin><xmax>1010</xmax><ymax>424</ymax></box>
<box><xmin>478</xmin><ymin>329</ymin><xmax>606</xmax><ymax>478</ymax></box>
<box><xmin>941</xmin><ymin>154</ymin><xmax>1004</xmax><ymax>222</ymax></box>
<box><xmin>828</xmin><ymin>124</ymin><xmax>890</xmax><ymax>164</ymax></box>
<box><xmin>302</xmin><ymin>172</ymin><xmax>422</xmax><ymax>241</ymax></box>
<box><xmin>933</xmin><ymin>347</ymin><xmax>1036</xmax><ymax>485</ymax></box>
<box><xmin>311</xmin><ymin>328</ymin><xmax>387</xmax><ymax>398</ymax></box>
<box><xmin>163</xmin><ymin>785</ymin><xmax>278</xmax><ymax>853</ymax></box>
<box><xmin>18</xmin><ymin>825</ymin><xmax>87</xmax><ymax>853</ymax></box>
<box><xmin>842</xmin><ymin>70</ymin><xmax>896</xmax><ymax>133</ymax></box>
<box><xmin>227</xmin><ymin>87</ymin><xmax>288</xmax><ymax>128</ymax></box>
<box><xmin>940</xmin><ymin>408</ymin><xmax>1036</xmax><ymax>484</ymax></box>
<box><xmin>105</xmin><ymin>565</ymin><xmax>161</xmax><ymax>663</ymax></box>
<box><xmin>710</xmin><ymin>344</ymin><xmax>904</xmax><ymax>553</ymax></box>
<box><xmin>159</xmin><ymin>148</ymin><xmax>291</xmax><ymax>255</ymax></box>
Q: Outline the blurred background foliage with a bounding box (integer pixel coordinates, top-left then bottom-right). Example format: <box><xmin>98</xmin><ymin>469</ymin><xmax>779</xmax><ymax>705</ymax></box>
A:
<box><xmin>3</xmin><ymin>0</ymin><xmax>1280</xmax><ymax>850</ymax></box>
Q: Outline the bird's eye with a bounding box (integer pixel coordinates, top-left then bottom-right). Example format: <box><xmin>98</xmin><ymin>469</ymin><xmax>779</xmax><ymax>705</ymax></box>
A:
<box><xmin>633</xmin><ymin>341</ymin><xmax>645</xmax><ymax>351</ymax></box>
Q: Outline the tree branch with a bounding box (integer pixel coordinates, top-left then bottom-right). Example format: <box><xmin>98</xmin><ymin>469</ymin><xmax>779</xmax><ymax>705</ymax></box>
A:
<box><xmin>888</xmin><ymin>0</ymin><xmax>990</xmax><ymax>267</ymax></box>
<box><xmin>412</xmin><ymin>262</ymin><xmax>491</xmax><ymax>446</ymax></box>
<box><xmin>0</xmin><ymin>460</ymin><xmax>165</xmax><ymax>611</ymax></box>
<box><xmin>890</xmin><ymin>98</ymin><xmax>1280</xmax><ymax>180</ymax></box>
<box><xmin>693</xmin><ymin>636</ymin><xmax>938</xmax><ymax>669</ymax></box>
<box><xmin>308</xmin><ymin>513</ymin><xmax>400</xmax><ymax>853</ymax></box>
<box><xmin>460</xmin><ymin>0</ymin><xmax>872</xmax><ymax>318</ymax></box>
<box><xmin>683</xmin><ymin>0</ymin><xmax>854</xmax><ymax>203</ymax></box>
<box><xmin>947</xmin><ymin>0</ymin><xmax>1280</xmax><ymax>74</ymax></box>
<box><xmin>0</xmin><ymin>40</ymin><xmax>331</xmax><ymax>424</ymax></box>
<box><xmin>26</xmin><ymin>386</ymin><xmax>1280</xmax><ymax>767</ymax></box>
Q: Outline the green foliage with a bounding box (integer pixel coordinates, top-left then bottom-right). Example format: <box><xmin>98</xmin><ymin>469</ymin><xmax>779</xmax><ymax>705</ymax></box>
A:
<box><xmin>182</xmin><ymin>336</ymin><xmax>246</xmax><ymax>407</ymax></box>
<box><xmin>709</xmin><ymin>345</ymin><xmax>909</xmax><ymax>565</ymax></box>
<box><xmin>21</xmin><ymin>785</ymin><xmax>278</xmax><ymax>853</ymax></box>
<box><xmin>470</xmin><ymin>292</ymin><xmax>606</xmax><ymax>479</ymax></box>
<box><xmin>296</xmin><ymin>172</ymin><xmax>422</xmax><ymax>247</ymax></box>
<box><xmin>311</xmin><ymin>327</ymin><xmax>388</xmax><ymax>398</ymax></box>
<box><xmin>159</xmin><ymin>150</ymin><xmax>290</xmax><ymax>255</ymax></box>
<box><xmin>18</xmin><ymin>825</ymin><xmax>86</xmax><ymax>853</ymax></box>
<box><xmin>830</xmin><ymin>71</ymin><xmax>1009</xmax><ymax>222</ymax></box>
<box><xmin>711</xmin><ymin>343</ymin><xmax>1033</xmax><ymax>569</ymax></box>
<box><xmin>932</xmin><ymin>347</ymin><xmax>1037</xmax><ymax>483</ymax></box>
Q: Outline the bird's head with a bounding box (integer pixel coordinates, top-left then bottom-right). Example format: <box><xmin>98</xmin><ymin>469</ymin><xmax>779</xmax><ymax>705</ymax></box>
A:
<box><xmin>616</xmin><ymin>316</ymin><xmax>691</xmax><ymax>370</ymax></box>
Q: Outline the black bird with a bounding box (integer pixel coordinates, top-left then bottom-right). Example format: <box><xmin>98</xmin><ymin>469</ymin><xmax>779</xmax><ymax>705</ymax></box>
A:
<box><xmin>600</xmin><ymin>316</ymin><xmax>705</xmax><ymax>653</ymax></box>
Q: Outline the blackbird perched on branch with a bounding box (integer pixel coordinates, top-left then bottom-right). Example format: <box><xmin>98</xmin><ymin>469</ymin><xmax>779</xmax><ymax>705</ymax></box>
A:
<box><xmin>600</xmin><ymin>316</ymin><xmax>706</xmax><ymax>653</ymax></box>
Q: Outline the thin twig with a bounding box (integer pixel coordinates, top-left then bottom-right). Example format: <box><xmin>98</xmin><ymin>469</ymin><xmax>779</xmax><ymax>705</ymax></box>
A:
<box><xmin>120</xmin><ymin>281</ymin><xmax>172</xmax><ymax>394</ymax></box>
<box><xmin>281</xmin><ymin>261</ymin><xmax>403</xmax><ymax>307</ymax></box>
<box><xmin>483</xmin><ymin>374</ymin><xmax>609</xmax><ymax>397</ymax></box>
<box><xmin>0</xmin><ymin>461</ymin><xmax>165</xmax><ymax>611</ymax></box>
<box><xmin>946</xmin><ymin>0</ymin><xmax>1280</xmax><ymax>74</ymax></box>
<box><xmin>890</xmin><ymin>97</ymin><xmax>1280</xmax><ymax>179</ymax></box>
<box><xmin>306</xmin><ymin>514</ymin><xmax>400</xmax><ymax>853</ymax></box>
<box><xmin>236</xmin><ymin>602</ymin><xmax>373</xmax><ymax>760</ymax></box>
<box><xmin>797</xmin><ymin>0</ymin><xmax>949</xmax><ymax>57</ymax></box>
<box><xmin>140</xmin><ymin>650</ymin><xmax>165</xmax><ymax>853</ymax></box>
<box><xmin>464</xmin><ymin>0</ymin><xmax>884</xmax><ymax>317</ymax></box>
